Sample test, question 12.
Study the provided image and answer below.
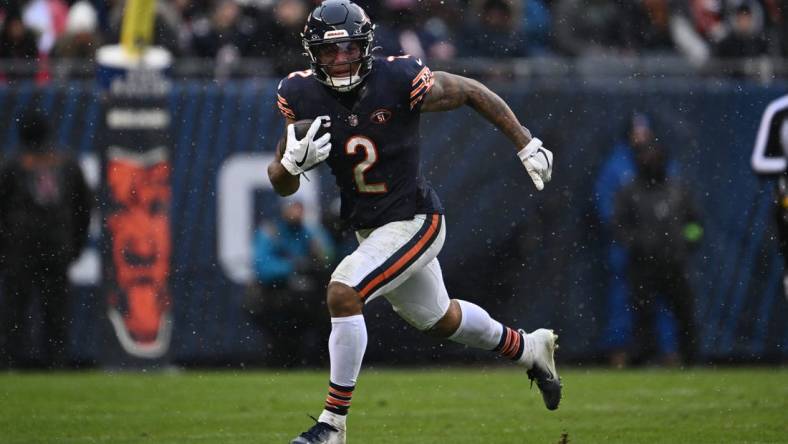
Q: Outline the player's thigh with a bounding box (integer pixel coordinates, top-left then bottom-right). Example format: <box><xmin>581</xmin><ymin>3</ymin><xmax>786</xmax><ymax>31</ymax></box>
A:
<box><xmin>331</xmin><ymin>214</ymin><xmax>445</xmax><ymax>303</ymax></box>
<box><xmin>384</xmin><ymin>257</ymin><xmax>450</xmax><ymax>331</ymax></box>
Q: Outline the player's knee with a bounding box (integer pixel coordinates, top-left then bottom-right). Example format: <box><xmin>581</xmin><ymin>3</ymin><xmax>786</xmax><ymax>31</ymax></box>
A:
<box><xmin>326</xmin><ymin>282</ymin><xmax>363</xmax><ymax>317</ymax></box>
<box><xmin>425</xmin><ymin>299</ymin><xmax>462</xmax><ymax>338</ymax></box>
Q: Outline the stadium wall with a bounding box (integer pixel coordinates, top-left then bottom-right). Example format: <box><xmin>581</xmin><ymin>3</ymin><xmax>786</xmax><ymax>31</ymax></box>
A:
<box><xmin>0</xmin><ymin>79</ymin><xmax>786</xmax><ymax>365</ymax></box>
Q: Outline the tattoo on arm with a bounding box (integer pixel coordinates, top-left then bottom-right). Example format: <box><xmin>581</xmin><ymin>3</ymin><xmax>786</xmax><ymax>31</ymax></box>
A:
<box><xmin>422</xmin><ymin>71</ymin><xmax>531</xmax><ymax>149</ymax></box>
<box><xmin>420</xmin><ymin>71</ymin><xmax>467</xmax><ymax>112</ymax></box>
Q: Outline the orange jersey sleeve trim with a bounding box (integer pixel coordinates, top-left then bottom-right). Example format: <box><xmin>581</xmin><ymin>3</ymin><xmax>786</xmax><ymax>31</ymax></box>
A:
<box><xmin>276</xmin><ymin>94</ymin><xmax>296</xmax><ymax>120</ymax></box>
<box><xmin>409</xmin><ymin>66</ymin><xmax>434</xmax><ymax>110</ymax></box>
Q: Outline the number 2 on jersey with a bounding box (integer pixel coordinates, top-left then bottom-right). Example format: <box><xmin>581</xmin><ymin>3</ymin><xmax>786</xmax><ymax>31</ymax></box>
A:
<box><xmin>345</xmin><ymin>136</ymin><xmax>387</xmax><ymax>194</ymax></box>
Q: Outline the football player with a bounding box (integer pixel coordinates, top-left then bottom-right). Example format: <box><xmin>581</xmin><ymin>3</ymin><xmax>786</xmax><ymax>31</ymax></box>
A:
<box><xmin>267</xmin><ymin>2</ymin><xmax>560</xmax><ymax>443</ymax></box>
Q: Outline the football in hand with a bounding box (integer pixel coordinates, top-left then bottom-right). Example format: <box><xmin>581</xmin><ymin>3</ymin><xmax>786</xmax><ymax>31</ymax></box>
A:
<box><xmin>280</xmin><ymin>119</ymin><xmax>332</xmax><ymax>163</ymax></box>
<box><xmin>293</xmin><ymin>118</ymin><xmax>331</xmax><ymax>141</ymax></box>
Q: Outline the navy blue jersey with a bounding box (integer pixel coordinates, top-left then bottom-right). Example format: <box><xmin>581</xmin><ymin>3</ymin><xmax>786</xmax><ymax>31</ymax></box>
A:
<box><xmin>276</xmin><ymin>55</ymin><xmax>443</xmax><ymax>230</ymax></box>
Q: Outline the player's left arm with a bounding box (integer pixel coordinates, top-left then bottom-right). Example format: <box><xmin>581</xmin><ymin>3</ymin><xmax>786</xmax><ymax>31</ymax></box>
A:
<box><xmin>422</xmin><ymin>72</ymin><xmax>529</xmax><ymax>146</ymax></box>
<box><xmin>422</xmin><ymin>71</ymin><xmax>553</xmax><ymax>190</ymax></box>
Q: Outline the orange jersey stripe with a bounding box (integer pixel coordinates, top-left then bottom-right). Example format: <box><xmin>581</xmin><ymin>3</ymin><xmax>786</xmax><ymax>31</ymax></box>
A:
<box><xmin>329</xmin><ymin>388</ymin><xmax>353</xmax><ymax>398</ymax></box>
<box><xmin>503</xmin><ymin>329</ymin><xmax>520</xmax><ymax>356</ymax></box>
<box><xmin>358</xmin><ymin>214</ymin><xmax>440</xmax><ymax>298</ymax></box>
<box><xmin>325</xmin><ymin>397</ymin><xmax>351</xmax><ymax>407</ymax></box>
<box><xmin>501</xmin><ymin>330</ymin><xmax>515</xmax><ymax>355</ymax></box>
<box><xmin>410</xmin><ymin>84</ymin><xmax>433</xmax><ymax>109</ymax></box>
<box><xmin>277</xmin><ymin>105</ymin><xmax>295</xmax><ymax>119</ymax></box>
<box><xmin>501</xmin><ymin>328</ymin><xmax>512</xmax><ymax>352</ymax></box>
<box><xmin>276</xmin><ymin>94</ymin><xmax>296</xmax><ymax>118</ymax></box>
<box><xmin>508</xmin><ymin>330</ymin><xmax>521</xmax><ymax>356</ymax></box>
<box><xmin>410</xmin><ymin>81</ymin><xmax>429</xmax><ymax>98</ymax></box>
<box><xmin>410</xmin><ymin>73</ymin><xmax>434</xmax><ymax>95</ymax></box>
<box><xmin>409</xmin><ymin>67</ymin><xmax>434</xmax><ymax>109</ymax></box>
<box><xmin>411</xmin><ymin>66</ymin><xmax>431</xmax><ymax>86</ymax></box>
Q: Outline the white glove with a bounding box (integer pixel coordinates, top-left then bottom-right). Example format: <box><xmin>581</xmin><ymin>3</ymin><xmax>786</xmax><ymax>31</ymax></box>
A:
<box><xmin>281</xmin><ymin>116</ymin><xmax>332</xmax><ymax>175</ymax></box>
<box><xmin>517</xmin><ymin>137</ymin><xmax>553</xmax><ymax>191</ymax></box>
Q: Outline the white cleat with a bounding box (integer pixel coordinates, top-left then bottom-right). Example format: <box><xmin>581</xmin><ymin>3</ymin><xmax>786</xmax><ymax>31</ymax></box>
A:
<box><xmin>520</xmin><ymin>328</ymin><xmax>562</xmax><ymax>410</ymax></box>
<box><xmin>290</xmin><ymin>420</ymin><xmax>346</xmax><ymax>444</ymax></box>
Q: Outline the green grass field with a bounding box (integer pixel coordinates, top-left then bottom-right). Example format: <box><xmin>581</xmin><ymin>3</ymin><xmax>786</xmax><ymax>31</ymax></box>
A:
<box><xmin>1</xmin><ymin>367</ymin><xmax>786</xmax><ymax>443</ymax></box>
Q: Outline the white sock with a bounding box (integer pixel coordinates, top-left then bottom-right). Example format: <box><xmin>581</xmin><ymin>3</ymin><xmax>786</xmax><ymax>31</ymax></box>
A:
<box><xmin>319</xmin><ymin>314</ymin><xmax>367</xmax><ymax>427</ymax></box>
<box><xmin>328</xmin><ymin>314</ymin><xmax>367</xmax><ymax>386</ymax></box>
<box><xmin>447</xmin><ymin>300</ymin><xmax>503</xmax><ymax>350</ymax></box>
<box><xmin>518</xmin><ymin>333</ymin><xmax>537</xmax><ymax>368</ymax></box>
<box><xmin>318</xmin><ymin>410</ymin><xmax>346</xmax><ymax>429</ymax></box>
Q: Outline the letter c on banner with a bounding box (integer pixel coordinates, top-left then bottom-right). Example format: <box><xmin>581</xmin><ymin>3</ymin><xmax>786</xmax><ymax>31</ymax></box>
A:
<box><xmin>752</xmin><ymin>94</ymin><xmax>788</xmax><ymax>174</ymax></box>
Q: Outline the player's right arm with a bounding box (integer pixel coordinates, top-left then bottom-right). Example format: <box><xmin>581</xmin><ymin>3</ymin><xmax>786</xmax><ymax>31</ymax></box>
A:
<box><xmin>267</xmin><ymin>118</ymin><xmax>300</xmax><ymax>196</ymax></box>
<box><xmin>268</xmin><ymin>115</ymin><xmax>333</xmax><ymax>196</ymax></box>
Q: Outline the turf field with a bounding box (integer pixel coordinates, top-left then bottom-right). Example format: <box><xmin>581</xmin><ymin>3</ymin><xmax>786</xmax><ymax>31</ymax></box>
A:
<box><xmin>1</xmin><ymin>367</ymin><xmax>786</xmax><ymax>443</ymax></box>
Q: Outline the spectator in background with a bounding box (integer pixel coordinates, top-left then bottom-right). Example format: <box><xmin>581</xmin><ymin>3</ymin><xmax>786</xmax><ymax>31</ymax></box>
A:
<box><xmin>421</xmin><ymin>0</ymin><xmax>465</xmax><ymax>37</ymax></box>
<box><xmin>22</xmin><ymin>0</ymin><xmax>69</xmax><ymax>55</ymax></box>
<box><xmin>622</xmin><ymin>0</ymin><xmax>675</xmax><ymax>52</ymax></box>
<box><xmin>191</xmin><ymin>0</ymin><xmax>256</xmax><ymax>57</ymax></box>
<box><xmin>246</xmin><ymin>196</ymin><xmax>334</xmax><ymax>367</ymax></box>
<box><xmin>552</xmin><ymin>0</ymin><xmax>634</xmax><ymax>56</ymax></box>
<box><xmin>374</xmin><ymin>0</ymin><xmax>456</xmax><ymax>61</ymax></box>
<box><xmin>321</xmin><ymin>197</ymin><xmax>358</xmax><ymax>261</ymax></box>
<box><xmin>254</xmin><ymin>0</ymin><xmax>311</xmax><ymax>76</ymax></box>
<box><xmin>0</xmin><ymin>109</ymin><xmax>92</xmax><ymax>369</ymax></box>
<box><xmin>521</xmin><ymin>0</ymin><xmax>553</xmax><ymax>55</ymax></box>
<box><xmin>107</xmin><ymin>0</ymin><xmax>189</xmax><ymax>56</ymax></box>
<box><xmin>714</xmin><ymin>0</ymin><xmax>770</xmax><ymax>58</ymax></box>
<box><xmin>765</xmin><ymin>0</ymin><xmax>788</xmax><ymax>57</ymax></box>
<box><xmin>688</xmin><ymin>0</ymin><xmax>728</xmax><ymax>41</ymax></box>
<box><xmin>170</xmin><ymin>0</ymin><xmax>213</xmax><ymax>25</ymax></box>
<box><xmin>0</xmin><ymin>9</ymin><xmax>39</xmax><ymax>60</ymax></box>
<box><xmin>670</xmin><ymin>0</ymin><xmax>726</xmax><ymax>66</ymax></box>
<box><xmin>594</xmin><ymin>113</ymin><xmax>681</xmax><ymax>367</ymax></box>
<box><xmin>460</xmin><ymin>0</ymin><xmax>528</xmax><ymax>58</ymax></box>
<box><xmin>777</xmin><ymin>166</ymin><xmax>788</xmax><ymax>302</ymax></box>
<box><xmin>773</xmin><ymin>118</ymin><xmax>788</xmax><ymax>302</ymax></box>
<box><xmin>190</xmin><ymin>0</ymin><xmax>257</xmax><ymax>76</ymax></box>
<box><xmin>613</xmin><ymin>142</ymin><xmax>702</xmax><ymax>366</ymax></box>
<box><xmin>51</xmin><ymin>1</ymin><xmax>102</xmax><ymax>60</ymax></box>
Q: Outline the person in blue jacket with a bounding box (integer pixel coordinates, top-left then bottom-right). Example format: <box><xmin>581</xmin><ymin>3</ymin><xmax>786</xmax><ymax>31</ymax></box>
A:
<box><xmin>251</xmin><ymin>196</ymin><xmax>335</xmax><ymax>367</ymax></box>
<box><xmin>594</xmin><ymin>112</ymin><xmax>681</xmax><ymax>367</ymax></box>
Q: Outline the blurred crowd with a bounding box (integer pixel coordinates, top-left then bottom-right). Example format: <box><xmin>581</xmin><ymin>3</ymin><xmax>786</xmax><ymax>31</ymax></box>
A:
<box><xmin>0</xmin><ymin>0</ymin><xmax>786</xmax><ymax>78</ymax></box>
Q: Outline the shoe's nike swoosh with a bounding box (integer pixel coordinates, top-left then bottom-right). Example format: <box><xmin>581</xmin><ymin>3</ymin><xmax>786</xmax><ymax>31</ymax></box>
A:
<box><xmin>295</xmin><ymin>145</ymin><xmax>309</xmax><ymax>167</ymax></box>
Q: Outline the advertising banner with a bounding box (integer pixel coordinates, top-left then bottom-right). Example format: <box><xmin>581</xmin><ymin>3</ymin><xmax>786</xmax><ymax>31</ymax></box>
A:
<box><xmin>97</xmin><ymin>46</ymin><xmax>173</xmax><ymax>362</ymax></box>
